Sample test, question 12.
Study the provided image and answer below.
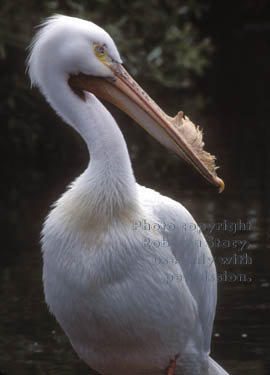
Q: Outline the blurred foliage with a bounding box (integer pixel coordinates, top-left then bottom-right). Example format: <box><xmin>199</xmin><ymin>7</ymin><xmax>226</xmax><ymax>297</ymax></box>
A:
<box><xmin>0</xmin><ymin>0</ymin><xmax>212</xmax><ymax>87</ymax></box>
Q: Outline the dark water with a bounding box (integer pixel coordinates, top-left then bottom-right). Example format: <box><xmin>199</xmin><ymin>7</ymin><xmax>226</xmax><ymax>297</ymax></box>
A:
<box><xmin>1</xmin><ymin>105</ymin><xmax>269</xmax><ymax>375</ymax></box>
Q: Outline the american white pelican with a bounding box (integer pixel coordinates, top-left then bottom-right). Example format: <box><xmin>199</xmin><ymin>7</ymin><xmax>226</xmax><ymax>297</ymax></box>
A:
<box><xmin>27</xmin><ymin>15</ymin><xmax>227</xmax><ymax>375</ymax></box>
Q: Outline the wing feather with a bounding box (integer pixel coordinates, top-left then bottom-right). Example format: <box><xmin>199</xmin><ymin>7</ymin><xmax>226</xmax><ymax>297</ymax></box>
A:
<box><xmin>138</xmin><ymin>184</ymin><xmax>217</xmax><ymax>353</ymax></box>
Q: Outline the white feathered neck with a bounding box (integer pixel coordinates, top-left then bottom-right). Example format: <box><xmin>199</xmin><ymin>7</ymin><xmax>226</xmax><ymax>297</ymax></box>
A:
<box><xmin>27</xmin><ymin>15</ymin><xmax>138</xmax><ymax>221</ymax></box>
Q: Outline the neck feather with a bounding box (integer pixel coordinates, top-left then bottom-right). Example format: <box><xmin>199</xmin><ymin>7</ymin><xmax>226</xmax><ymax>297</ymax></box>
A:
<box><xmin>39</xmin><ymin>71</ymin><xmax>138</xmax><ymax>214</ymax></box>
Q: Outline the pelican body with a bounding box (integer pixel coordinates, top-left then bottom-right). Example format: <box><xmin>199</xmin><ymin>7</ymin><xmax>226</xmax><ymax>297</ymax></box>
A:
<box><xmin>28</xmin><ymin>15</ymin><xmax>227</xmax><ymax>375</ymax></box>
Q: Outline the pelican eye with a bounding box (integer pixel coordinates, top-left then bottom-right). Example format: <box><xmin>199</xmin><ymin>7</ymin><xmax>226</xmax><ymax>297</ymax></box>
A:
<box><xmin>94</xmin><ymin>44</ymin><xmax>107</xmax><ymax>59</ymax></box>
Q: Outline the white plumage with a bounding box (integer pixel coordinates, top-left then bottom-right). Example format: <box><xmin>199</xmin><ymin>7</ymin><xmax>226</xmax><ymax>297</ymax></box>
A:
<box><xmin>28</xmin><ymin>15</ymin><xmax>227</xmax><ymax>375</ymax></box>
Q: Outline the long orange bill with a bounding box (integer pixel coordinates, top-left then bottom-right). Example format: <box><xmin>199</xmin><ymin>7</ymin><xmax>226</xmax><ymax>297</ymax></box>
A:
<box><xmin>68</xmin><ymin>63</ymin><xmax>224</xmax><ymax>192</ymax></box>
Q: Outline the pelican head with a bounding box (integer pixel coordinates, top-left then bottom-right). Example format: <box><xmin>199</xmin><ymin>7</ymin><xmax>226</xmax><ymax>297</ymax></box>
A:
<box><xmin>28</xmin><ymin>15</ymin><xmax>121</xmax><ymax>85</ymax></box>
<box><xmin>27</xmin><ymin>14</ymin><xmax>224</xmax><ymax>192</ymax></box>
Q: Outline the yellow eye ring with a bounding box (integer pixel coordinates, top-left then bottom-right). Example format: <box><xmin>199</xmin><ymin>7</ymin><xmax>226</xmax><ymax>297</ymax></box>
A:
<box><xmin>93</xmin><ymin>43</ymin><xmax>108</xmax><ymax>65</ymax></box>
<box><xmin>94</xmin><ymin>44</ymin><xmax>106</xmax><ymax>56</ymax></box>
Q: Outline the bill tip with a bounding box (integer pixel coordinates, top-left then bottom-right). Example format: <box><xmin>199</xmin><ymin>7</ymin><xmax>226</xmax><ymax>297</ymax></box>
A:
<box><xmin>216</xmin><ymin>177</ymin><xmax>225</xmax><ymax>193</ymax></box>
